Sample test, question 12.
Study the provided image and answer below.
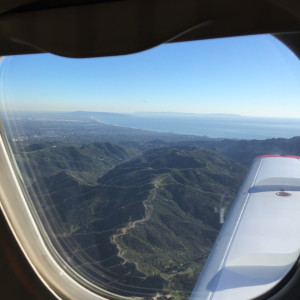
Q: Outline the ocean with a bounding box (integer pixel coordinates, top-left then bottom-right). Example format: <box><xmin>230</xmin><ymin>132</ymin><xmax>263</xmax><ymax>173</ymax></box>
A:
<box><xmin>93</xmin><ymin>113</ymin><xmax>300</xmax><ymax>140</ymax></box>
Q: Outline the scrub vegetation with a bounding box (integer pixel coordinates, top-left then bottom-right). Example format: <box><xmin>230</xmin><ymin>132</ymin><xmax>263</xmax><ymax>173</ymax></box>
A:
<box><xmin>6</xmin><ymin>112</ymin><xmax>300</xmax><ymax>299</ymax></box>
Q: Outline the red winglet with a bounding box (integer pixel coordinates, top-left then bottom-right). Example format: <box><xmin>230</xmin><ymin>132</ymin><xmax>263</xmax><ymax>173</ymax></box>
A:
<box><xmin>257</xmin><ymin>154</ymin><xmax>300</xmax><ymax>159</ymax></box>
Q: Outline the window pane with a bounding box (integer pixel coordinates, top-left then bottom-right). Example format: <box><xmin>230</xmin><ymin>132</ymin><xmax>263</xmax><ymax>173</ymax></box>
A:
<box><xmin>0</xmin><ymin>34</ymin><xmax>299</xmax><ymax>299</ymax></box>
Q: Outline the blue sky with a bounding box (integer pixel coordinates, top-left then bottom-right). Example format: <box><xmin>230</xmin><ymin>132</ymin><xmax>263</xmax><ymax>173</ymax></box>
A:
<box><xmin>0</xmin><ymin>34</ymin><xmax>299</xmax><ymax>117</ymax></box>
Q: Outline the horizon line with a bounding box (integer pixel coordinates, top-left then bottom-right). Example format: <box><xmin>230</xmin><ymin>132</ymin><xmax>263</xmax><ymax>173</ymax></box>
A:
<box><xmin>1</xmin><ymin>109</ymin><xmax>300</xmax><ymax>120</ymax></box>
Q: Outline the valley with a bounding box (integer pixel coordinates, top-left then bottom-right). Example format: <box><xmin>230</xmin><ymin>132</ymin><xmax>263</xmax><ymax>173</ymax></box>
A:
<box><xmin>4</xmin><ymin>111</ymin><xmax>300</xmax><ymax>299</ymax></box>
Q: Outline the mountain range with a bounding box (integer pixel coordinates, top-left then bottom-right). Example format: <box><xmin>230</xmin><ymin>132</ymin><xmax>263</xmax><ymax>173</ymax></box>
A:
<box><xmin>18</xmin><ymin>142</ymin><xmax>246</xmax><ymax>298</ymax></box>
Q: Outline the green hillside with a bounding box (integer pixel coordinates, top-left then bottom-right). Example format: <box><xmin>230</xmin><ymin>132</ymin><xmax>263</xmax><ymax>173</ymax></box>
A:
<box><xmin>15</xmin><ymin>142</ymin><xmax>139</xmax><ymax>185</ymax></box>
<box><xmin>22</xmin><ymin>144</ymin><xmax>246</xmax><ymax>298</ymax></box>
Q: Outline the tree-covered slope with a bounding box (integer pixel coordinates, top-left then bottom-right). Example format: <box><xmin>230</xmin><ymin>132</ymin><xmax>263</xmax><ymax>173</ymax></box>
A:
<box><xmin>174</xmin><ymin>136</ymin><xmax>300</xmax><ymax>166</ymax></box>
<box><xmin>15</xmin><ymin>142</ymin><xmax>139</xmax><ymax>185</ymax></box>
<box><xmin>25</xmin><ymin>145</ymin><xmax>246</xmax><ymax>298</ymax></box>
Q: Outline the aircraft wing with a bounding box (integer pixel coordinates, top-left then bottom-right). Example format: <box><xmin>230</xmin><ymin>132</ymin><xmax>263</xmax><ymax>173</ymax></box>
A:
<box><xmin>191</xmin><ymin>155</ymin><xmax>300</xmax><ymax>300</ymax></box>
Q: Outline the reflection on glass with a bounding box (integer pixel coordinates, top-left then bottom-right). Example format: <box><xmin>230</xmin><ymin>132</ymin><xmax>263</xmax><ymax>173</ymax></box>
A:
<box><xmin>0</xmin><ymin>34</ymin><xmax>299</xmax><ymax>299</ymax></box>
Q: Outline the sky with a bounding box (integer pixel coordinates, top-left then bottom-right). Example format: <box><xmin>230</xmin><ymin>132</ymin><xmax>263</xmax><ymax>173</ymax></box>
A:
<box><xmin>0</xmin><ymin>34</ymin><xmax>299</xmax><ymax>117</ymax></box>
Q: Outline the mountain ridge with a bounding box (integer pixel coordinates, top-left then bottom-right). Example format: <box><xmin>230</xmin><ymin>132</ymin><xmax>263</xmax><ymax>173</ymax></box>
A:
<box><xmin>24</xmin><ymin>144</ymin><xmax>246</xmax><ymax>297</ymax></box>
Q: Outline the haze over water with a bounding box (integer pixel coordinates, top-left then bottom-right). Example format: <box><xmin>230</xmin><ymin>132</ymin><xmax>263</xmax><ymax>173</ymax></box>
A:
<box><xmin>91</xmin><ymin>113</ymin><xmax>300</xmax><ymax>140</ymax></box>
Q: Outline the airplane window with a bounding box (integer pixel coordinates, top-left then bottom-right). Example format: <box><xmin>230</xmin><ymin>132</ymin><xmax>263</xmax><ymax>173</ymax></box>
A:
<box><xmin>0</xmin><ymin>34</ymin><xmax>299</xmax><ymax>299</ymax></box>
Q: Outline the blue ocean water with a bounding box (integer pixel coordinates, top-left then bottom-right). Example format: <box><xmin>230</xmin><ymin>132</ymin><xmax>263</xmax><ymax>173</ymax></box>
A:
<box><xmin>94</xmin><ymin>114</ymin><xmax>300</xmax><ymax>140</ymax></box>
